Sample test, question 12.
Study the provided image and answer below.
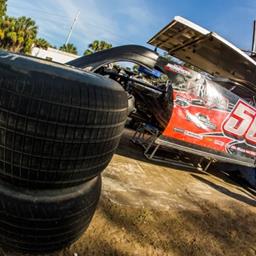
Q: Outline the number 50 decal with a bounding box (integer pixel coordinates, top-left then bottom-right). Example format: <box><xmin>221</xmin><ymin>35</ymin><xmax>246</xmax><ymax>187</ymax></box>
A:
<box><xmin>222</xmin><ymin>100</ymin><xmax>256</xmax><ymax>146</ymax></box>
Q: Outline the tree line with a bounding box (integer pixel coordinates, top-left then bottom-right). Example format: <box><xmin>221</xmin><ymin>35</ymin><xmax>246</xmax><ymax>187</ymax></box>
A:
<box><xmin>0</xmin><ymin>0</ymin><xmax>112</xmax><ymax>55</ymax></box>
<box><xmin>59</xmin><ymin>40</ymin><xmax>112</xmax><ymax>56</ymax></box>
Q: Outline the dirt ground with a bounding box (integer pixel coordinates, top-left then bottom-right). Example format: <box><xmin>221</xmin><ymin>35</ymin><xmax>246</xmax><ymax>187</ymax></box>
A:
<box><xmin>4</xmin><ymin>129</ymin><xmax>256</xmax><ymax>256</ymax></box>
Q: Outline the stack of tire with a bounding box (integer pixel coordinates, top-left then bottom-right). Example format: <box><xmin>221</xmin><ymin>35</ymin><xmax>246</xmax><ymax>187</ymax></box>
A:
<box><xmin>0</xmin><ymin>51</ymin><xmax>127</xmax><ymax>253</ymax></box>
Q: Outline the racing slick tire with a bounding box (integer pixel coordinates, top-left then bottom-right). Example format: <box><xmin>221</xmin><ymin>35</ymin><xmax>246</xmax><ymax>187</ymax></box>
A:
<box><xmin>0</xmin><ymin>175</ymin><xmax>101</xmax><ymax>253</ymax></box>
<box><xmin>0</xmin><ymin>51</ymin><xmax>127</xmax><ymax>188</ymax></box>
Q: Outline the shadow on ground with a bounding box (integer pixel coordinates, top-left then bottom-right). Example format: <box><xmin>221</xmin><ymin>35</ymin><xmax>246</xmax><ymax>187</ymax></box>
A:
<box><xmin>64</xmin><ymin>196</ymin><xmax>256</xmax><ymax>256</ymax></box>
<box><xmin>116</xmin><ymin>129</ymin><xmax>206</xmax><ymax>175</ymax></box>
<box><xmin>9</xmin><ymin>194</ymin><xmax>256</xmax><ymax>256</ymax></box>
<box><xmin>191</xmin><ymin>174</ymin><xmax>256</xmax><ymax>207</ymax></box>
<box><xmin>208</xmin><ymin>165</ymin><xmax>256</xmax><ymax>198</ymax></box>
<box><xmin>4</xmin><ymin>129</ymin><xmax>256</xmax><ymax>256</ymax></box>
<box><xmin>118</xmin><ymin>129</ymin><xmax>256</xmax><ymax>199</ymax></box>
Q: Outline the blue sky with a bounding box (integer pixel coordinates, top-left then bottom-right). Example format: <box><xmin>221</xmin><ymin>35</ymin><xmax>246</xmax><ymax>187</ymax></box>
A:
<box><xmin>6</xmin><ymin>0</ymin><xmax>256</xmax><ymax>55</ymax></box>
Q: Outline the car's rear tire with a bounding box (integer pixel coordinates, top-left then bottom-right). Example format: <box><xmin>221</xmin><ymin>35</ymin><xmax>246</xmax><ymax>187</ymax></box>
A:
<box><xmin>0</xmin><ymin>51</ymin><xmax>127</xmax><ymax>188</ymax></box>
<box><xmin>0</xmin><ymin>175</ymin><xmax>101</xmax><ymax>253</ymax></box>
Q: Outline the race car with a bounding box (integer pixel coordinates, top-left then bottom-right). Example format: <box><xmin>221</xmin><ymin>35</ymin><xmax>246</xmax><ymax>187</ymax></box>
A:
<box><xmin>68</xmin><ymin>16</ymin><xmax>256</xmax><ymax>170</ymax></box>
<box><xmin>1</xmin><ymin>16</ymin><xmax>256</xmax><ymax>253</ymax></box>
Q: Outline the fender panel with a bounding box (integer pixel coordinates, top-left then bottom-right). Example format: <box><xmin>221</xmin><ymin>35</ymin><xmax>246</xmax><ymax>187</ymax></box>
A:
<box><xmin>66</xmin><ymin>45</ymin><xmax>159</xmax><ymax>71</ymax></box>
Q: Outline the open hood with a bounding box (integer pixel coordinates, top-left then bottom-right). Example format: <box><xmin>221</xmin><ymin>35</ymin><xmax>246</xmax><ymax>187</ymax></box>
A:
<box><xmin>148</xmin><ymin>16</ymin><xmax>256</xmax><ymax>92</ymax></box>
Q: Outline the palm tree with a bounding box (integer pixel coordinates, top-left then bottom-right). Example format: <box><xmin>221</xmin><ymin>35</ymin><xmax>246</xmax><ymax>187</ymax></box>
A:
<box><xmin>34</xmin><ymin>38</ymin><xmax>51</xmax><ymax>50</ymax></box>
<box><xmin>0</xmin><ymin>16</ymin><xmax>17</xmax><ymax>50</ymax></box>
<box><xmin>0</xmin><ymin>0</ymin><xmax>7</xmax><ymax>18</ymax></box>
<box><xmin>15</xmin><ymin>16</ymin><xmax>37</xmax><ymax>53</ymax></box>
<box><xmin>59</xmin><ymin>43</ymin><xmax>78</xmax><ymax>55</ymax></box>
<box><xmin>16</xmin><ymin>16</ymin><xmax>37</xmax><ymax>38</ymax></box>
<box><xmin>84</xmin><ymin>40</ymin><xmax>112</xmax><ymax>55</ymax></box>
<box><xmin>0</xmin><ymin>15</ymin><xmax>38</xmax><ymax>53</ymax></box>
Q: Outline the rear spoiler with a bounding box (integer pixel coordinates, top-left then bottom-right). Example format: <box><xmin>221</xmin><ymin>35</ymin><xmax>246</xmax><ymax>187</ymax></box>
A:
<box><xmin>148</xmin><ymin>16</ymin><xmax>256</xmax><ymax>92</ymax></box>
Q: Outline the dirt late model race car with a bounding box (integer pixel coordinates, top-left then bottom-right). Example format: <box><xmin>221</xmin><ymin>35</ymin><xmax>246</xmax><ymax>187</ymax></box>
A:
<box><xmin>68</xmin><ymin>16</ymin><xmax>256</xmax><ymax>170</ymax></box>
<box><xmin>1</xmin><ymin>16</ymin><xmax>256</xmax><ymax>253</ymax></box>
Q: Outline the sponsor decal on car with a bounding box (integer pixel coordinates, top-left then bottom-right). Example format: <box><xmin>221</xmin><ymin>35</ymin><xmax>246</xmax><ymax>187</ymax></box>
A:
<box><xmin>163</xmin><ymin>69</ymin><xmax>256</xmax><ymax>165</ymax></box>
<box><xmin>165</xmin><ymin>63</ymin><xmax>191</xmax><ymax>77</ymax></box>
<box><xmin>222</xmin><ymin>99</ymin><xmax>256</xmax><ymax>147</ymax></box>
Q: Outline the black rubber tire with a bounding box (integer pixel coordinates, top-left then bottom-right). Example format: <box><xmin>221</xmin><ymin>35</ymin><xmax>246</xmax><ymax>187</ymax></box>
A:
<box><xmin>0</xmin><ymin>175</ymin><xmax>101</xmax><ymax>253</ymax></box>
<box><xmin>0</xmin><ymin>51</ymin><xmax>127</xmax><ymax>188</ymax></box>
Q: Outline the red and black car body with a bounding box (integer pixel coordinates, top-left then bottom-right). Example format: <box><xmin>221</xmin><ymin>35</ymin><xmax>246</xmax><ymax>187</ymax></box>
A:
<box><xmin>68</xmin><ymin>16</ymin><xmax>256</xmax><ymax>170</ymax></box>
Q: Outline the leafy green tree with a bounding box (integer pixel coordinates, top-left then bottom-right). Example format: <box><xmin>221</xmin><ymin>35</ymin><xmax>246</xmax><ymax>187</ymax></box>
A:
<box><xmin>84</xmin><ymin>40</ymin><xmax>112</xmax><ymax>55</ymax></box>
<box><xmin>0</xmin><ymin>15</ymin><xmax>38</xmax><ymax>53</ymax></box>
<box><xmin>0</xmin><ymin>16</ymin><xmax>17</xmax><ymax>50</ymax></box>
<box><xmin>16</xmin><ymin>16</ymin><xmax>37</xmax><ymax>38</ymax></box>
<box><xmin>16</xmin><ymin>16</ymin><xmax>37</xmax><ymax>53</ymax></box>
<box><xmin>0</xmin><ymin>0</ymin><xmax>48</xmax><ymax>54</ymax></box>
<box><xmin>0</xmin><ymin>0</ymin><xmax>7</xmax><ymax>18</ymax></box>
<box><xmin>59</xmin><ymin>43</ymin><xmax>78</xmax><ymax>55</ymax></box>
<box><xmin>34</xmin><ymin>38</ymin><xmax>51</xmax><ymax>50</ymax></box>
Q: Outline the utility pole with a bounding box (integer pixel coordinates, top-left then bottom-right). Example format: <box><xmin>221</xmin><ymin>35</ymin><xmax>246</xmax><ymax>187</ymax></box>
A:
<box><xmin>65</xmin><ymin>11</ymin><xmax>80</xmax><ymax>46</ymax></box>
<box><xmin>251</xmin><ymin>20</ymin><xmax>256</xmax><ymax>57</ymax></box>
